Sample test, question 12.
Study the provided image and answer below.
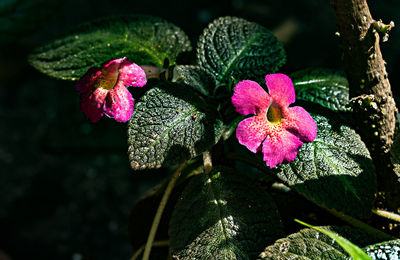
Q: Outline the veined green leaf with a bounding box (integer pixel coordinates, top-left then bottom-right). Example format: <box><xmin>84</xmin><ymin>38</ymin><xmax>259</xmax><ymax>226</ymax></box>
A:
<box><xmin>127</xmin><ymin>82</ymin><xmax>223</xmax><ymax>170</ymax></box>
<box><xmin>291</xmin><ymin>68</ymin><xmax>350</xmax><ymax>112</ymax></box>
<box><xmin>259</xmin><ymin>224</ymin><xmax>376</xmax><ymax>260</ymax></box>
<box><xmin>170</xmin><ymin>167</ymin><xmax>284</xmax><ymax>259</ymax></box>
<box><xmin>172</xmin><ymin>65</ymin><xmax>215</xmax><ymax>96</ymax></box>
<box><xmin>364</xmin><ymin>239</ymin><xmax>400</xmax><ymax>259</ymax></box>
<box><xmin>296</xmin><ymin>220</ymin><xmax>371</xmax><ymax>260</ymax></box>
<box><xmin>29</xmin><ymin>15</ymin><xmax>192</xmax><ymax>80</ymax></box>
<box><xmin>277</xmin><ymin>114</ymin><xmax>376</xmax><ymax>218</ymax></box>
<box><xmin>197</xmin><ymin>16</ymin><xmax>286</xmax><ymax>86</ymax></box>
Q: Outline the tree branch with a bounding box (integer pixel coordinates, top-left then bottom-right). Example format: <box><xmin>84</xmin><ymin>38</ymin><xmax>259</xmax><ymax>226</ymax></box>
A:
<box><xmin>330</xmin><ymin>0</ymin><xmax>399</xmax><ymax>202</ymax></box>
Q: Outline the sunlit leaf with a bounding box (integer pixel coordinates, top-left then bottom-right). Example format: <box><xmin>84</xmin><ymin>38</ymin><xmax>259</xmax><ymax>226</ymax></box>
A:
<box><xmin>364</xmin><ymin>239</ymin><xmax>400</xmax><ymax>260</ymax></box>
<box><xmin>170</xmin><ymin>167</ymin><xmax>284</xmax><ymax>259</ymax></box>
<box><xmin>197</xmin><ymin>16</ymin><xmax>286</xmax><ymax>86</ymax></box>
<box><xmin>276</xmin><ymin>114</ymin><xmax>376</xmax><ymax>218</ymax></box>
<box><xmin>296</xmin><ymin>220</ymin><xmax>371</xmax><ymax>260</ymax></box>
<box><xmin>259</xmin><ymin>224</ymin><xmax>377</xmax><ymax>260</ymax></box>
<box><xmin>127</xmin><ymin>82</ymin><xmax>223</xmax><ymax>170</ymax></box>
<box><xmin>291</xmin><ymin>68</ymin><xmax>350</xmax><ymax>112</ymax></box>
<box><xmin>29</xmin><ymin>15</ymin><xmax>192</xmax><ymax>80</ymax></box>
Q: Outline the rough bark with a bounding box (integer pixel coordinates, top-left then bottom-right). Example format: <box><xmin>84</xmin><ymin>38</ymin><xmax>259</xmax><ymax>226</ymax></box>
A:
<box><xmin>330</xmin><ymin>0</ymin><xmax>399</xmax><ymax>208</ymax></box>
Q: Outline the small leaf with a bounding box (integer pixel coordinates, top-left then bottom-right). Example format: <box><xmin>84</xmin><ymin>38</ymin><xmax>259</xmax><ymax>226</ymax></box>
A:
<box><xmin>259</xmin><ymin>225</ymin><xmax>377</xmax><ymax>260</ymax></box>
<box><xmin>276</xmin><ymin>114</ymin><xmax>376</xmax><ymax>219</ymax></box>
<box><xmin>295</xmin><ymin>220</ymin><xmax>371</xmax><ymax>260</ymax></box>
<box><xmin>29</xmin><ymin>15</ymin><xmax>192</xmax><ymax>80</ymax></box>
<box><xmin>364</xmin><ymin>239</ymin><xmax>400</xmax><ymax>259</ymax></box>
<box><xmin>172</xmin><ymin>65</ymin><xmax>215</xmax><ymax>96</ymax></box>
<box><xmin>169</xmin><ymin>167</ymin><xmax>284</xmax><ymax>259</ymax></box>
<box><xmin>290</xmin><ymin>68</ymin><xmax>350</xmax><ymax>112</ymax></box>
<box><xmin>197</xmin><ymin>16</ymin><xmax>286</xmax><ymax>85</ymax></box>
<box><xmin>127</xmin><ymin>82</ymin><xmax>223</xmax><ymax>170</ymax></box>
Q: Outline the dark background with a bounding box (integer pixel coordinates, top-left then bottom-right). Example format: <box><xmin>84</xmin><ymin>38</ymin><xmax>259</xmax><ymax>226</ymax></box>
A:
<box><xmin>1</xmin><ymin>0</ymin><xmax>399</xmax><ymax>259</ymax></box>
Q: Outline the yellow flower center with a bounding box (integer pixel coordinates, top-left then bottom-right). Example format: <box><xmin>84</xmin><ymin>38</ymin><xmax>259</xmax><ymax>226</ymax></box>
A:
<box><xmin>98</xmin><ymin>62</ymin><xmax>121</xmax><ymax>90</ymax></box>
<box><xmin>267</xmin><ymin>103</ymin><xmax>282</xmax><ymax>124</ymax></box>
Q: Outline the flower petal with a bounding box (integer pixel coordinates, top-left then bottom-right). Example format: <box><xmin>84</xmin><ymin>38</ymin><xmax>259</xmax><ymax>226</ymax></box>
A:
<box><xmin>236</xmin><ymin>116</ymin><xmax>269</xmax><ymax>153</ymax></box>
<box><xmin>103</xmin><ymin>84</ymin><xmax>134</xmax><ymax>122</ymax></box>
<box><xmin>265</xmin><ymin>73</ymin><xmax>295</xmax><ymax>107</ymax></box>
<box><xmin>283</xmin><ymin>106</ymin><xmax>317</xmax><ymax>143</ymax></box>
<box><xmin>80</xmin><ymin>87</ymin><xmax>108</xmax><ymax>123</ymax></box>
<box><xmin>232</xmin><ymin>80</ymin><xmax>270</xmax><ymax>116</ymax></box>
<box><xmin>119</xmin><ymin>60</ymin><xmax>147</xmax><ymax>87</ymax></box>
<box><xmin>76</xmin><ymin>67</ymin><xmax>101</xmax><ymax>93</ymax></box>
<box><xmin>262</xmin><ymin>130</ymin><xmax>303</xmax><ymax>168</ymax></box>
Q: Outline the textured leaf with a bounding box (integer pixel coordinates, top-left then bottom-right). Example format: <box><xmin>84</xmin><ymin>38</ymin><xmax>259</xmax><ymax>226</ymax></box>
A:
<box><xmin>364</xmin><ymin>239</ymin><xmax>400</xmax><ymax>259</ymax></box>
<box><xmin>29</xmin><ymin>15</ymin><xmax>192</xmax><ymax>80</ymax></box>
<box><xmin>259</xmin><ymin>226</ymin><xmax>378</xmax><ymax>260</ymax></box>
<box><xmin>169</xmin><ymin>167</ymin><xmax>284</xmax><ymax>259</ymax></box>
<box><xmin>295</xmin><ymin>220</ymin><xmax>371</xmax><ymax>260</ymax></box>
<box><xmin>127</xmin><ymin>82</ymin><xmax>223</xmax><ymax>170</ymax></box>
<box><xmin>290</xmin><ymin>68</ymin><xmax>350</xmax><ymax>112</ymax></box>
<box><xmin>172</xmin><ymin>65</ymin><xmax>215</xmax><ymax>96</ymax></box>
<box><xmin>277</xmin><ymin>114</ymin><xmax>376</xmax><ymax>218</ymax></box>
<box><xmin>197</xmin><ymin>16</ymin><xmax>286</xmax><ymax>85</ymax></box>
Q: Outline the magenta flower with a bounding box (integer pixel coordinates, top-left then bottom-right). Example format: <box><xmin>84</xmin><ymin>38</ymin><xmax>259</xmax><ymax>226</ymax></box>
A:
<box><xmin>232</xmin><ymin>74</ymin><xmax>317</xmax><ymax>168</ymax></box>
<box><xmin>76</xmin><ymin>57</ymin><xmax>147</xmax><ymax>123</ymax></box>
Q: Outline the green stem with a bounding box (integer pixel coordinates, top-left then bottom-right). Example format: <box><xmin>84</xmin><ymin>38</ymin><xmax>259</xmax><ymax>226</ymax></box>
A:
<box><xmin>326</xmin><ymin>208</ymin><xmax>396</xmax><ymax>240</ymax></box>
<box><xmin>142</xmin><ymin>162</ymin><xmax>187</xmax><ymax>260</ymax></box>
<box><xmin>372</xmin><ymin>208</ymin><xmax>400</xmax><ymax>223</ymax></box>
<box><xmin>131</xmin><ymin>240</ymin><xmax>169</xmax><ymax>260</ymax></box>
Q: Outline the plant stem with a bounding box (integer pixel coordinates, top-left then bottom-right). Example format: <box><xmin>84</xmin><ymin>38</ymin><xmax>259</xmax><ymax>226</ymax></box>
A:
<box><xmin>131</xmin><ymin>240</ymin><xmax>169</xmax><ymax>260</ymax></box>
<box><xmin>326</xmin><ymin>208</ymin><xmax>395</xmax><ymax>241</ymax></box>
<box><xmin>330</xmin><ymin>0</ymin><xmax>399</xmax><ymax>205</ymax></box>
<box><xmin>142</xmin><ymin>162</ymin><xmax>187</xmax><ymax>260</ymax></box>
<box><xmin>372</xmin><ymin>208</ymin><xmax>400</xmax><ymax>223</ymax></box>
<box><xmin>140</xmin><ymin>65</ymin><xmax>165</xmax><ymax>79</ymax></box>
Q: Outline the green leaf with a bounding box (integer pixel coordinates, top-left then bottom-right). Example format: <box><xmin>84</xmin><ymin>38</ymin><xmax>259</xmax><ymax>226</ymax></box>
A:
<box><xmin>364</xmin><ymin>239</ymin><xmax>400</xmax><ymax>259</ymax></box>
<box><xmin>169</xmin><ymin>167</ymin><xmax>284</xmax><ymax>259</ymax></box>
<box><xmin>259</xmin><ymin>225</ymin><xmax>376</xmax><ymax>260</ymax></box>
<box><xmin>29</xmin><ymin>15</ymin><xmax>192</xmax><ymax>80</ymax></box>
<box><xmin>276</xmin><ymin>114</ymin><xmax>376</xmax><ymax>219</ymax></box>
<box><xmin>295</xmin><ymin>220</ymin><xmax>371</xmax><ymax>260</ymax></box>
<box><xmin>127</xmin><ymin>82</ymin><xmax>223</xmax><ymax>170</ymax></box>
<box><xmin>172</xmin><ymin>65</ymin><xmax>215</xmax><ymax>96</ymax></box>
<box><xmin>197</xmin><ymin>16</ymin><xmax>286</xmax><ymax>85</ymax></box>
<box><xmin>290</xmin><ymin>68</ymin><xmax>350</xmax><ymax>112</ymax></box>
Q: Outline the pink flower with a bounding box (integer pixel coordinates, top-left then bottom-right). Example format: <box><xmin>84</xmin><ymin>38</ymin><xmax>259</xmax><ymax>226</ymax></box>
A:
<box><xmin>76</xmin><ymin>57</ymin><xmax>147</xmax><ymax>123</ymax></box>
<box><xmin>232</xmin><ymin>74</ymin><xmax>317</xmax><ymax>168</ymax></box>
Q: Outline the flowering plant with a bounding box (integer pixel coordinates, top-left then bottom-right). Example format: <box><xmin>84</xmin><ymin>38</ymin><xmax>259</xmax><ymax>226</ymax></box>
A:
<box><xmin>28</xmin><ymin>10</ymin><xmax>398</xmax><ymax>260</ymax></box>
